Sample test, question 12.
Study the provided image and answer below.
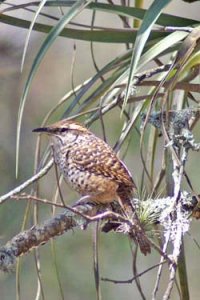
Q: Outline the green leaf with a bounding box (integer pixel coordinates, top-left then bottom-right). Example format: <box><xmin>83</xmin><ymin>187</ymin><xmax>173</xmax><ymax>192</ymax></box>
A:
<box><xmin>21</xmin><ymin>0</ymin><xmax>48</xmax><ymax>72</ymax></box>
<box><xmin>138</xmin><ymin>30</ymin><xmax>188</xmax><ymax>71</ymax></box>
<box><xmin>0</xmin><ymin>14</ymin><xmax>171</xmax><ymax>43</ymax></box>
<box><xmin>1</xmin><ymin>2</ymin><xmax>198</xmax><ymax>29</ymax></box>
<box><xmin>122</xmin><ymin>0</ymin><xmax>172</xmax><ymax>112</ymax></box>
<box><xmin>16</xmin><ymin>0</ymin><xmax>93</xmax><ymax>177</ymax></box>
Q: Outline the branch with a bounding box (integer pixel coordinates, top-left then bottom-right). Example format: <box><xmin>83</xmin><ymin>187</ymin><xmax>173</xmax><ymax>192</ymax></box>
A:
<box><xmin>101</xmin><ymin>261</ymin><xmax>167</xmax><ymax>284</ymax></box>
<box><xmin>143</xmin><ymin>108</ymin><xmax>200</xmax><ymax>299</ymax></box>
<box><xmin>0</xmin><ymin>192</ymin><xmax>196</xmax><ymax>273</ymax></box>
<box><xmin>0</xmin><ymin>159</ymin><xmax>54</xmax><ymax>205</ymax></box>
<box><xmin>0</xmin><ymin>107</ymin><xmax>199</xmax><ymax>299</ymax></box>
<box><xmin>0</xmin><ymin>202</ymin><xmax>99</xmax><ymax>272</ymax></box>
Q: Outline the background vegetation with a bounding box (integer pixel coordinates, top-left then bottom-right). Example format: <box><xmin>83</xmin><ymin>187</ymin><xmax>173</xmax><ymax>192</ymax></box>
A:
<box><xmin>0</xmin><ymin>1</ymin><xmax>200</xmax><ymax>299</ymax></box>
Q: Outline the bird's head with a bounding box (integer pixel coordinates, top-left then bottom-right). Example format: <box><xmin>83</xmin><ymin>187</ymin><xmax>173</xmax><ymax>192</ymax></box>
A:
<box><xmin>33</xmin><ymin>119</ymin><xmax>90</xmax><ymax>144</ymax></box>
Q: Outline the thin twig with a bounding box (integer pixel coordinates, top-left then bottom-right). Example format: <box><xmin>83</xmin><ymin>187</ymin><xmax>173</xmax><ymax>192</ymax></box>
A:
<box><xmin>163</xmin><ymin>263</ymin><xmax>177</xmax><ymax>300</ymax></box>
<box><xmin>137</xmin><ymin>81</ymin><xmax>200</xmax><ymax>93</ymax></box>
<box><xmin>129</xmin><ymin>241</ymin><xmax>146</xmax><ymax>300</ymax></box>
<box><xmin>0</xmin><ymin>159</ymin><xmax>54</xmax><ymax>204</ymax></box>
<box><xmin>101</xmin><ymin>261</ymin><xmax>167</xmax><ymax>284</ymax></box>
<box><xmin>152</xmin><ymin>232</ymin><xmax>170</xmax><ymax>299</ymax></box>
<box><xmin>33</xmin><ymin>249</ymin><xmax>45</xmax><ymax>300</ymax></box>
<box><xmin>12</xmin><ymin>193</ymin><xmax>66</xmax><ymax>209</ymax></box>
<box><xmin>93</xmin><ymin>222</ymin><xmax>102</xmax><ymax>300</ymax></box>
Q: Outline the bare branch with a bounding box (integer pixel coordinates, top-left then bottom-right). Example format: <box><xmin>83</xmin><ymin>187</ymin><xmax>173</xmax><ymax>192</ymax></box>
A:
<box><xmin>0</xmin><ymin>159</ymin><xmax>54</xmax><ymax>205</ymax></box>
<box><xmin>0</xmin><ymin>202</ymin><xmax>99</xmax><ymax>272</ymax></box>
<box><xmin>101</xmin><ymin>261</ymin><xmax>167</xmax><ymax>284</ymax></box>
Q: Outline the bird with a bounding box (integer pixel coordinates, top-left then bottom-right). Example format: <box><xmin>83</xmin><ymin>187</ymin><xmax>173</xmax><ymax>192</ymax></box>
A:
<box><xmin>33</xmin><ymin>119</ymin><xmax>151</xmax><ymax>255</ymax></box>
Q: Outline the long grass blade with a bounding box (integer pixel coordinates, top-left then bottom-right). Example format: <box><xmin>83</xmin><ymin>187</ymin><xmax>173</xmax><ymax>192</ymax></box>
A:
<box><xmin>122</xmin><ymin>0</ymin><xmax>172</xmax><ymax>112</ymax></box>
<box><xmin>16</xmin><ymin>0</ymin><xmax>93</xmax><ymax>177</ymax></box>
<box><xmin>21</xmin><ymin>0</ymin><xmax>48</xmax><ymax>72</ymax></box>
<box><xmin>4</xmin><ymin>2</ymin><xmax>198</xmax><ymax>27</ymax></box>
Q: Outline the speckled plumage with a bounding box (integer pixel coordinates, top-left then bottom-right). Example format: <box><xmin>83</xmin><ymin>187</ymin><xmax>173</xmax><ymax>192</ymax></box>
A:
<box><xmin>33</xmin><ymin>119</ymin><xmax>150</xmax><ymax>255</ymax></box>
<box><xmin>34</xmin><ymin>120</ymin><xmax>136</xmax><ymax>204</ymax></box>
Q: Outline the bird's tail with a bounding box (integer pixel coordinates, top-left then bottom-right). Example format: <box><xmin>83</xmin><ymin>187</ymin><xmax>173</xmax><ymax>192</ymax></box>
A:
<box><xmin>102</xmin><ymin>198</ymin><xmax>151</xmax><ymax>255</ymax></box>
<box><xmin>129</xmin><ymin>216</ymin><xmax>151</xmax><ymax>255</ymax></box>
<box><xmin>121</xmin><ymin>200</ymin><xmax>151</xmax><ymax>255</ymax></box>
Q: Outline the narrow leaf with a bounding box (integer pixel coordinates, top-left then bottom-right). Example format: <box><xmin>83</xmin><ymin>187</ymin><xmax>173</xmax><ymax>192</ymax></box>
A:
<box><xmin>122</xmin><ymin>0</ymin><xmax>172</xmax><ymax>112</ymax></box>
<box><xmin>16</xmin><ymin>0</ymin><xmax>93</xmax><ymax>177</ymax></box>
<box><xmin>21</xmin><ymin>0</ymin><xmax>48</xmax><ymax>72</ymax></box>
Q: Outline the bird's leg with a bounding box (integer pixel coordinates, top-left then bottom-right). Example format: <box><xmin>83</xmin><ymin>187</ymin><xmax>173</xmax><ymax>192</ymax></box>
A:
<box><xmin>73</xmin><ymin>195</ymin><xmax>95</xmax><ymax>207</ymax></box>
<box><xmin>72</xmin><ymin>195</ymin><xmax>98</xmax><ymax>230</ymax></box>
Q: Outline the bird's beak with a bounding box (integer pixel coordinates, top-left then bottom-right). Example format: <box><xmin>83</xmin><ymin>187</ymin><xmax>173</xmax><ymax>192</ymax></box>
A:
<box><xmin>32</xmin><ymin>127</ymin><xmax>49</xmax><ymax>133</ymax></box>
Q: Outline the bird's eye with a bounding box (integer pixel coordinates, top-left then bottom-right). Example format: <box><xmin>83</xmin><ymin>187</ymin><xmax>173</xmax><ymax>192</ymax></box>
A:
<box><xmin>60</xmin><ymin>127</ymin><xmax>69</xmax><ymax>133</ymax></box>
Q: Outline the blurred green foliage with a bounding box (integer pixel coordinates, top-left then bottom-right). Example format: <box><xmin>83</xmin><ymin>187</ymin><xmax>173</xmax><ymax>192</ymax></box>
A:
<box><xmin>0</xmin><ymin>1</ymin><xmax>200</xmax><ymax>300</ymax></box>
